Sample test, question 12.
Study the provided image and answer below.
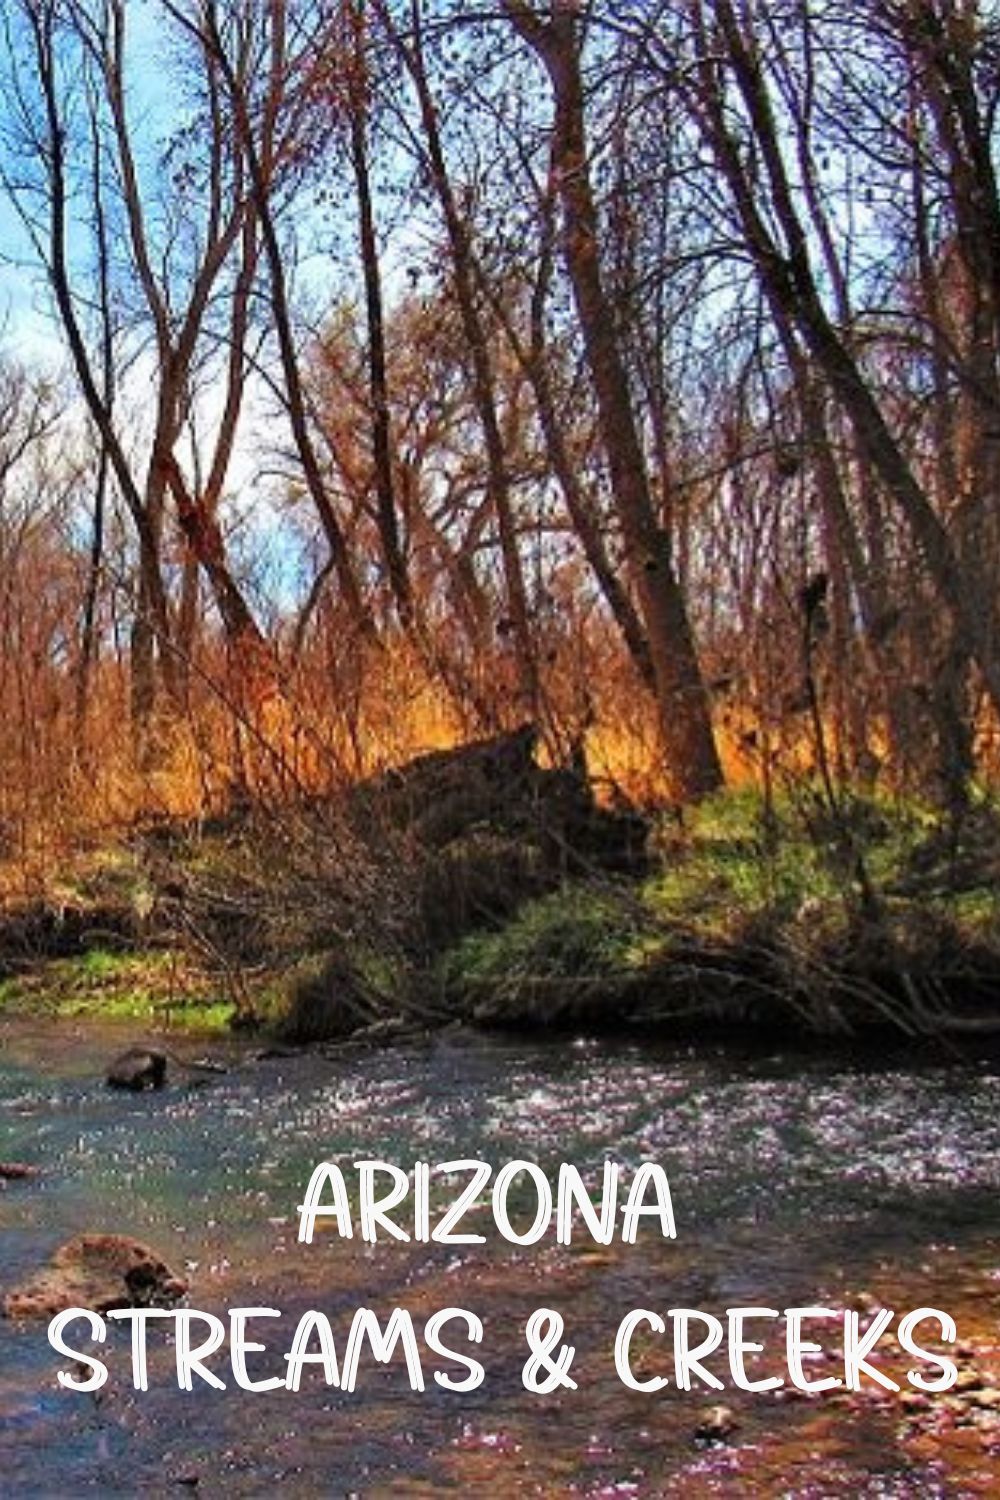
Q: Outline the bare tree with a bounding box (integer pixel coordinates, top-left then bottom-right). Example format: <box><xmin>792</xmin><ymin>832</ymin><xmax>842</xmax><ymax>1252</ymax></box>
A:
<box><xmin>165</xmin><ymin>0</ymin><xmax>374</xmax><ymax>646</ymax></box>
<box><xmin>2</xmin><ymin>0</ymin><xmax>274</xmax><ymax>756</ymax></box>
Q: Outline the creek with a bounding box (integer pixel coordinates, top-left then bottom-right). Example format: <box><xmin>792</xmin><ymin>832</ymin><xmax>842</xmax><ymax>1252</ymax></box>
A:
<box><xmin>1</xmin><ymin>1017</ymin><xmax>999</xmax><ymax>1494</ymax></box>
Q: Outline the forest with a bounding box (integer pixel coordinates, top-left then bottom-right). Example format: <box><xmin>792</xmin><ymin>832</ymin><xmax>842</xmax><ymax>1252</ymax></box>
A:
<box><xmin>0</xmin><ymin>0</ymin><xmax>996</xmax><ymax>1037</ymax></box>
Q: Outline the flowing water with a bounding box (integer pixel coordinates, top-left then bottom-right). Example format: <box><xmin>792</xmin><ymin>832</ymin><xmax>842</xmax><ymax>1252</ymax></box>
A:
<box><xmin>1</xmin><ymin>1017</ymin><xmax>1000</xmax><ymax>1495</ymax></box>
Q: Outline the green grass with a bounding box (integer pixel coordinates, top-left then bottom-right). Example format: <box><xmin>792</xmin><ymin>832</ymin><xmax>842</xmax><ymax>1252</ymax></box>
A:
<box><xmin>437</xmin><ymin>884</ymin><xmax>655</xmax><ymax>999</ymax></box>
<box><xmin>647</xmin><ymin>789</ymin><xmax>844</xmax><ymax>932</ymax></box>
<box><xmin>925</xmin><ymin>886</ymin><xmax>1000</xmax><ymax>938</ymax></box>
<box><xmin>0</xmin><ymin>945</ymin><xmax>236</xmax><ymax>1032</ymax></box>
<box><xmin>437</xmin><ymin>788</ymin><xmax>1000</xmax><ymax>1005</ymax></box>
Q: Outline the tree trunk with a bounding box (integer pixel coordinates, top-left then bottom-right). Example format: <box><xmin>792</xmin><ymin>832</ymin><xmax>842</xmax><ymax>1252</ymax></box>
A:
<box><xmin>505</xmin><ymin>2</ymin><xmax>722</xmax><ymax>800</ymax></box>
<box><xmin>348</xmin><ymin>0</ymin><xmax>411</xmax><ymax>627</ymax></box>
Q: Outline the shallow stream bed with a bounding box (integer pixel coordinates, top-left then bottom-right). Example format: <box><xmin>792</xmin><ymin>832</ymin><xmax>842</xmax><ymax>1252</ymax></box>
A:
<box><xmin>1</xmin><ymin>1018</ymin><xmax>1000</xmax><ymax>1494</ymax></box>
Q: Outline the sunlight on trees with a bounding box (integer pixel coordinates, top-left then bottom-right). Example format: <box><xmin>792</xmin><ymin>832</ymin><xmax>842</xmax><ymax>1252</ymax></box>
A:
<box><xmin>0</xmin><ymin>0</ymin><xmax>996</xmax><ymax>862</ymax></box>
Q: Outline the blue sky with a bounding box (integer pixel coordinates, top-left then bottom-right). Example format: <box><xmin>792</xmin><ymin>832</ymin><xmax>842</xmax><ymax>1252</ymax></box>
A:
<box><xmin>0</xmin><ymin>0</ymin><xmax>178</xmax><ymax>371</ymax></box>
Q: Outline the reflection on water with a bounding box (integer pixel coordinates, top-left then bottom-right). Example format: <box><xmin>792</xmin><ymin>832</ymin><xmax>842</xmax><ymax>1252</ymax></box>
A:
<box><xmin>1</xmin><ymin>1018</ymin><xmax>999</xmax><ymax>1494</ymax></box>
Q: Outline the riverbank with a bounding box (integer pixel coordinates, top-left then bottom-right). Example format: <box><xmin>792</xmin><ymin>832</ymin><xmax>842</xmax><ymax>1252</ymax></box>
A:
<box><xmin>431</xmin><ymin>791</ymin><xmax>1000</xmax><ymax>1039</ymax></box>
<box><xmin>1</xmin><ymin>749</ymin><xmax>999</xmax><ymax>1047</ymax></box>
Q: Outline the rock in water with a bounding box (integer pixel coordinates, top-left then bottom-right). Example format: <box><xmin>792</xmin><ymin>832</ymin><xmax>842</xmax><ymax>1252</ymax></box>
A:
<box><xmin>106</xmin><ymin>1047</ymin><xmax>227</xmax><ymax>1089</ymax></box>
<box><xmin>694</xmin><ymin>1405</ymin><xmax>739</xmax><ymax>1443</ymax></box>
<box><xmin>0</xmin><ymin>1162</ymin><xmax>38</xmax><ymax>1180</ymax></box>
<box><xmin>106</xmin><ymin>1047</ymin><xmax>168</xmax><ymax>1090</ymax></box>
<box><xmin>3</xmin><ymin>1234</ymin><xmax>187</xmax><ymax>1319</ymax></box>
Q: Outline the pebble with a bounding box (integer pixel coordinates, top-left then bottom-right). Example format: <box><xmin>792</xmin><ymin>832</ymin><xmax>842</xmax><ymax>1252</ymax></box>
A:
<box><xmin>695</xmin><ymin>1405</ymin><xmax>739</xmax><ymax>1442</ymax></box>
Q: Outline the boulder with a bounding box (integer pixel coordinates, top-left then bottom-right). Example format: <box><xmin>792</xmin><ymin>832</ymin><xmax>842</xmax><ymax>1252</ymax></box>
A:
<box><xmin>694</xmin><ymin>1405</ymin><xmax>740</xmax><ymax>1443</ymax></box>
<box><xmin>106</xmin><ymin>1046</ymin><xmax>168</xmax><ymax>1090</ymax></box>
<box><xmin>3</xmin><ymin>1233</ymin><xmax>187</xmax><ymax>1319</ymax></box>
